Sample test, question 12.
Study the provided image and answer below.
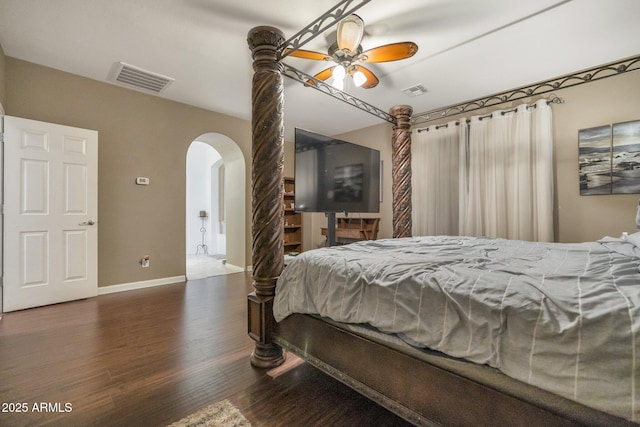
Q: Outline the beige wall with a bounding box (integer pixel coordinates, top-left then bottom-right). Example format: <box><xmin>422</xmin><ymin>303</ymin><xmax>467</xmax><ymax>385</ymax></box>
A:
<box><xmin>5</xmin><ymin>58</ymin><xmax>254</xmax><ymax>287</ymax></box>
<box><xmin>0</xmin><ymin>43</ymin><xmax>6</xmax><ymax>111</ymax></box>
<box><xmin>5</xmin><ymin>51</ymin><xmax>639</xmax><ymax>288</ymax></box>
<box><xmin>319</xmin><ymin>69</ymin><xmax>640</xmax><ymax>245</ymax></box>
<box><xmin>553</xmin><ymin>71</ymin><xmax>640</xmax><ymax>242</ymax></box>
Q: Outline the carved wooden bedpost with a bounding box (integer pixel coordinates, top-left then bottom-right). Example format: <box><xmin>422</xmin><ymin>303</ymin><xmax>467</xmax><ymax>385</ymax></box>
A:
<box><xmin>389</xmin><ymin>105</ymin><xmax>413</xmax><ymax>238</ymax></box>
<box><xmin>246</xmin><ymin>26</ymin><xmax>285</xmax><ymax>368</ymax></box>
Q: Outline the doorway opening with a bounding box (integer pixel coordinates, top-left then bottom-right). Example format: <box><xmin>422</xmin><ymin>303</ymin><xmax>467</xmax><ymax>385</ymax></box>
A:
<box><xmin>185</xmin><ymin>133</ymin><xmax>246</xmax><ymax>280</ymax></box>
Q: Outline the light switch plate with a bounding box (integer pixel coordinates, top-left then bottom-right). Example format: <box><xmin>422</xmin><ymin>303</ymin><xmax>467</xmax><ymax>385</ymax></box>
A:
<box><xmin>136</xmin><ymin>177</ymin><xmax>150</xmax><ymax>185</ymax></box>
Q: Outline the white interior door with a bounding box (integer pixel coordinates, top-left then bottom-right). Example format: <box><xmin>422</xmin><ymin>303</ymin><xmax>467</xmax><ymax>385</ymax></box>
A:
<box><xmin>2</xmin><ymin>116</ymin><xmax>98</xmax><ymax>312</ymax></box>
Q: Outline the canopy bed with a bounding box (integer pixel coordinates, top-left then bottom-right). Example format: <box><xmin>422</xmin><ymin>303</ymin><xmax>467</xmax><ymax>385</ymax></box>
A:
<box><xmin>245</xmin><ymin>1</ymin><xmax>640</xmax><ymax>425</ymax></box>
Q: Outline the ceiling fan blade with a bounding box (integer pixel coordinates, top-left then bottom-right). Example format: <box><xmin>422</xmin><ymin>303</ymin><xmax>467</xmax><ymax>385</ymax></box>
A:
<box><xmin>305</xmin><ymin>67</ymin><xmax>334</xmax><ymax>86</ymax></box>
<box><xmin>361</xmin><ymin>42</ymin><xmax>418</xmax><ymax>63</ymax></box>
<box><xmin>314</xmin><ymin>67</ymin><xmax>334</xmax><ymax>81</ymax></box>
<box><xmin>284</xmin><ymin>48</ymin><xmax>332</xmax><ymax>61</ymax></box>
<box><xmin>337</xmin><ymin>14</ymin><xmax>364</xmax><ymax>54</ymax></box>
<box><xmin>354</xmin><ymin>65</ymin><xmax>379</xmax><ymax>89</ymax></box>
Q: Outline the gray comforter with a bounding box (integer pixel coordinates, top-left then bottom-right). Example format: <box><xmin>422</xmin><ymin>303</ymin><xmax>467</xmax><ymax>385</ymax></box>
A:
<box><xmin>274</xmin><ymin>235</ymin><xmax>640</xmax><ymax>421</ymax></box>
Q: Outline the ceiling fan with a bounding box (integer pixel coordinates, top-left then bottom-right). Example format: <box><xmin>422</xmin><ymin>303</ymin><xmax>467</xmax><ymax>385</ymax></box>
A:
<box><xmin>286</xmin><ymin>14</ymin><xmax>418</xmax><ymax>90</ymax></box>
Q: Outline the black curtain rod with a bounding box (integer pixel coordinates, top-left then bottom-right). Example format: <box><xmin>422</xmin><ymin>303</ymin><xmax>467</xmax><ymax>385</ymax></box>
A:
<box><xmin>416</xmin><ymin>97</ymin><xmax>563</xmax><ymax>133</ymax></box>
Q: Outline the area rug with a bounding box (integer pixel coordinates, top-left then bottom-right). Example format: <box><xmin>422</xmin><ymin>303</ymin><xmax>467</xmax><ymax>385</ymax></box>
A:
<box><xmin>167</xmin><ymin>399</ymin><xmax>252</xmax><ymax>427</ymax></box>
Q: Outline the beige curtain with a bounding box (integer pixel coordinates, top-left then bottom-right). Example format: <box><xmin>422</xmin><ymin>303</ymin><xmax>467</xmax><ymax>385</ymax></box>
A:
<box><xmin>461</xmin><ymin>100</ymin><xmax>554</xmax><ymax>241</ymax></box>
<box><xmin>413</xmin><ymin>99</ymin><xmax>554</xmax><ymax>242</ymax></box>
<box><xmin>411</xmin><ymin>120</ymin><xmax>466</xmax><ymax>236</ymax></box>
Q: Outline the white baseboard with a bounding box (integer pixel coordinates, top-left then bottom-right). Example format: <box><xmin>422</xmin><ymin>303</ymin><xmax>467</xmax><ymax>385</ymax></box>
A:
<box><xmin>98</xmin><ymin>275</ymin><xmax>186</xmax><ymax>295</ymax></box>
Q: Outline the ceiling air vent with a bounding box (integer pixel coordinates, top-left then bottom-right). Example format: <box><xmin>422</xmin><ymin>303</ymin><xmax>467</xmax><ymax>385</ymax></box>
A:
<box><xmin>402</xmin><ymin>84</ymin><xmax>428</xmax><ymax>97</ymax></box>
<box><xmin>110</xmin><ymin>62</ymin><xmax>174</xmax><ymax>94</ymax></box>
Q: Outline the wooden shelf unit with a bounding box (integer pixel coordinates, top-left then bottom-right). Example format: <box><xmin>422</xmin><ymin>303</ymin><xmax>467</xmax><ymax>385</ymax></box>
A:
<box><xmin>321</xmin><ymin>217</ymin><xmax>380</xmax><ymax>245</ymax></box>
<box><xmin>283</xmin><ymin>177</ymin><xmax>302</xmax><ymax>255</ymax></box>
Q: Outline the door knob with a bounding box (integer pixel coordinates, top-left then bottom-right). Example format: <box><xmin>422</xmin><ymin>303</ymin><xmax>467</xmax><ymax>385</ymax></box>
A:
<box><xmin>80</xmin><ymin>220</ymin><xmax>95</xmax><ymax>226</ymax></box>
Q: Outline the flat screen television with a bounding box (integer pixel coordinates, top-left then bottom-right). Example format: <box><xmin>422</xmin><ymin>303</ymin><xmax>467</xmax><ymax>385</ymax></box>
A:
<box><xmin>294</xmin><ymin>128</ymin><xmax>380</xmax><ymax>213</ymax></box>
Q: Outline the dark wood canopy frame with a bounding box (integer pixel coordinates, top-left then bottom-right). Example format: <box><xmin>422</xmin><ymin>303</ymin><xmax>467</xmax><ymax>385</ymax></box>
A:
<box><xmin>244</xmin><ymin>18</ymin><xmax>634</xmax><ymax>427</ymax></box>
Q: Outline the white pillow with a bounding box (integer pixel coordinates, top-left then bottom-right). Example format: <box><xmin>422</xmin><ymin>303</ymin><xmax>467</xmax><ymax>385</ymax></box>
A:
<box><xmin>627</xmin><ymin>231</ymin><xmax>640</xmax><ymax>248</ymax></box>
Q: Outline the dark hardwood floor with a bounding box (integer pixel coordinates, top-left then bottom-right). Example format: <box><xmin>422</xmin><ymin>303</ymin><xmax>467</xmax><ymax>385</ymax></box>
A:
<box><xmin>0</xmin><ymin>272</ymin><xmax>412</xmax><ymax>427</ymax></box>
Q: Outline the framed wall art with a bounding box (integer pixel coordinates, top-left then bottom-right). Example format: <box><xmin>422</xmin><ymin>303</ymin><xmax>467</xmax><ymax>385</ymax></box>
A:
<box><xmin>579</xmin><ymin>119</ymin><xmax>640</xmax><ymax>195</ymax></box>
<box><xmin>612</xmin><ymin>120</ymin><xmax>640</xmax><ymax>194</ymax></box>
<box><xmin>579</xmin><ymin>124</ymin><xmax>612</xmax><ymax>195</ymax></box>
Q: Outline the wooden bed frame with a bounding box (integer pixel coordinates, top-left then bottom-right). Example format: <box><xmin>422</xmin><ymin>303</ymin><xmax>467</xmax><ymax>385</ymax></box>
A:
<box><xmin>274</xmin><ymin>314</ymin><xmax>631</xmax><ymax>426</ymax></box>
<box><xmin>244</xmin><ymin>17</ymin><xmax>636</xmax><ymax>427</ymax></box>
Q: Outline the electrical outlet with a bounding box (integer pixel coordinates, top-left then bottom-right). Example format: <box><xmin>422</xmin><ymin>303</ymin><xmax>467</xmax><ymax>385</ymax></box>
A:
<box><xmin>141</xmin><ymin>255</ymin><xmax>150</xmax><ymax>268</ymax></box>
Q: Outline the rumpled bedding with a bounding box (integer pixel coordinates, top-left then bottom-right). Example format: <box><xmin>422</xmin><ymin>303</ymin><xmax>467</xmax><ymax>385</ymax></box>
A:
<box><xmin>274</xmin><ymin>235</ymin><xmax>640</xmax><ymax>421</ymax></box>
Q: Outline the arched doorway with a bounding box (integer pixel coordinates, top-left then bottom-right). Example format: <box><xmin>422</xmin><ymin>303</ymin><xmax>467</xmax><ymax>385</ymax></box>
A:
<box><xmin>185</xmin><ymin>133</ymin><xmax>246</xmax><ymax>279</ymax></box>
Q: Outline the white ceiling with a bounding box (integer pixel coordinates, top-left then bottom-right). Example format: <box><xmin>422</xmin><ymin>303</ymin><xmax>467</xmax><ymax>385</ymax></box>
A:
<box><xmin>0</xmin><ymin>0</ymin><xmax>639</xmax><ymax>140</ymax></box>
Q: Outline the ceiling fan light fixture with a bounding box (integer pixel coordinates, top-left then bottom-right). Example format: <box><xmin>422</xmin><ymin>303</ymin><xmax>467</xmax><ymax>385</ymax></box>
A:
<box><xmin>336</xmin><ymin>14</ymin><xmax>364</xmax><ymax>54</ymax></box>
<box><xmin>288</xmin><ymin>15</ymin><xmax>416</xmax><ymax>91</ymax></box>
<box><xmin>332</xmin><ymin>65</ymin><xmax>346</xmax><ymax>80</ymax></box>
<box><xmin>352</xmin><ymin>70</ymin><xmax>367</xmax><ymax>87</ymax></box>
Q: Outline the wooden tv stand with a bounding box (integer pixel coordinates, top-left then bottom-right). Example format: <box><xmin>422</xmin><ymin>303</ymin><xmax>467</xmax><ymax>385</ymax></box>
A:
<box><xmin>321</xmin><ymin>217</ymin><xmax>379</xmax><ymax>245</ymax></box>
